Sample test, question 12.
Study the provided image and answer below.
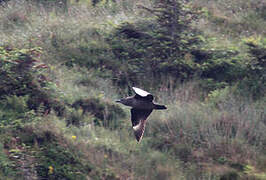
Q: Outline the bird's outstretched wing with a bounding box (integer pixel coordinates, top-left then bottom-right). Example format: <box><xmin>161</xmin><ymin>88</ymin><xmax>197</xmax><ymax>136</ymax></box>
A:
<box><xmin>132</xmin><ymin>87</ymin><xmax>154</xmax><ymax>102</ymax></box>
<box><xmin>131</xmin><ymin>108</ymin><xmax>152</xmax><ymax>142</ymax></box>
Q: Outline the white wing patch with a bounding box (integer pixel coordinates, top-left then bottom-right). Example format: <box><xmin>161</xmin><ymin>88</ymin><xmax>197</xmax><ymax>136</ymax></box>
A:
<box><xmin>132</xmin><ymin>87</ymin><xmax>150</xmax><ymax>97</ymax></box>
<box><xmin>133</xmin><ymin>122</ymin><xmax>141</xmax><ymax>131</ymax></box>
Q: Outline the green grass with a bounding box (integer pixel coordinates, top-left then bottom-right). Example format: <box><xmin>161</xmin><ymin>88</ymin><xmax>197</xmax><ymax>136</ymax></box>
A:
<box><xmin>192</xmin><ymin>0</ymin><xmax>266</xmax><ymax>38</ymax></box>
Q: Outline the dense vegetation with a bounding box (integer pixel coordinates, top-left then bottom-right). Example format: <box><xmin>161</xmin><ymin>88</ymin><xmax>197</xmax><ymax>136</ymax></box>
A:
<box><xmin>0</xmin><ymin>0</ymin><xmax>265</xmax><ymax>179</ymax></box>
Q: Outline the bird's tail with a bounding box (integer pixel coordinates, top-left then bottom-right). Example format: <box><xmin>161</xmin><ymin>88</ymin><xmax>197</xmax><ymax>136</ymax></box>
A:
<box><xmin>154</xmin><ymin>104</ymin><xmax>167</xmax><ymax>110</ymax></box>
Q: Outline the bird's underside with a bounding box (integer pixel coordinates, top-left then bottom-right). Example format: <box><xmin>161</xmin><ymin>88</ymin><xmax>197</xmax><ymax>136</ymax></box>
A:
<box><xmin>131</xmin><ymin>108</ymin><xmax>152</xmax><ymax>142</ymax></box>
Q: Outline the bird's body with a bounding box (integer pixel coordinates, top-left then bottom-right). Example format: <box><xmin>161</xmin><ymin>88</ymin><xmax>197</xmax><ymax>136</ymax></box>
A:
<box><xmin>116</xmin><ymin>87</ymin><xmax>167</xmax><ymax>142</ymax></box>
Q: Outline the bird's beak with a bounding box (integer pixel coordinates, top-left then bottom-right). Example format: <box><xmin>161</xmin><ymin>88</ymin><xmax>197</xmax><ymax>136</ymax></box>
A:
<box><xmin>115</xmin><ymin>100</ymin><xmax>121</xmax><ymax>103</ymax></box>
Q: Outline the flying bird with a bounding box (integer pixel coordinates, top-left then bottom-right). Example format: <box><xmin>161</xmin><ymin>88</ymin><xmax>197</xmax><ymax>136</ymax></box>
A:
<box><xmin>116</xmin><ymin>87</ymin><xmax>167</xmax><ymax>142</ymax></box>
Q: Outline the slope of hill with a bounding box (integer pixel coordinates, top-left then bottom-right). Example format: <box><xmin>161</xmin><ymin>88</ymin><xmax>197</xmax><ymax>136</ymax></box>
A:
<box><xmin>0</xmin><ymin>0</ymin><xmax>265</xmax><ymax>179</ymax></box>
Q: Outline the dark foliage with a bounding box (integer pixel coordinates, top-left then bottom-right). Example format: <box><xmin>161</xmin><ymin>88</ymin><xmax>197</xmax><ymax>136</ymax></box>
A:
<box><xmin>236</xmin><ymin>42</ymin><xmax>266</xmax><ymax>99</ymax></box>
<box><xmin>0</xmin><ymin>46</ymin><xmax>65</xmax><ymax>116</ymax></box>
<box><xmin>106</xmin><ymin>0</ymin><xmax>203</xmax><ymax>88</ymax></box>
<box><xmin>71</xmin><ymin>98</ymin><xmax>126</xmax><ymax>128</ymax></box>
<box><xmin>36</xmin><ymin>143</ymin><xmax>92</xmax><ymax>180</ymax></box>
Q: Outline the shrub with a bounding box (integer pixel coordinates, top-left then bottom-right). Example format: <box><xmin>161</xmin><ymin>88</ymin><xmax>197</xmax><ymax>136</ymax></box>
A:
<box><xmin>71</xmin><ymin>97</ymin><xmax>126</xmax><ymax>129</ymax></box>
<box><xmin>36</xmin><ymin>143</ymin><xmax>92</xmax><ymax>180</ymax></box>
<box><xmin>0</xmin><ymin>46</ymin><xmax>65</xmax><ymax>116</ymax></box>
<box><xmin>0</xmin><ymin>95</ymin><xmax>37</xmax><ymax>128</ymax></box>
<box><xmin>0</xmin><ymin>142</ymin><xmax>18</xmax><ymax>178</ymax></box>
<box><xmin>233</xmin><ymin>37</ymin><xmax>266</xmax><ymax>99</ymax></box>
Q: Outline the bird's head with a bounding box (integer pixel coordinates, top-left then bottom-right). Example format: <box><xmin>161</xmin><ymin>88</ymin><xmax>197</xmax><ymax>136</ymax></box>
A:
<box><xmin>115</xmin><ymin>99</ymin><xmax>122</xmax><ymax>103</ymax></box>
<box><xmin>115</xmin><ymin>98</ymin><xmax>125</xmax><ymax>104</ymax></box>
<box><xmin>115</xmin><ymin>98</ymin><xmax>132</xmax><ymax>106</ymax></box>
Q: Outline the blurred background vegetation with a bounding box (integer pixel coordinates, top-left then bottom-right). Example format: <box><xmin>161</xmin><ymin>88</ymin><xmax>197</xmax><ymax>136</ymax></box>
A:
<box><xmin>0</xmin><ymin>0</ymin><xmax>265</xmax><ymax>179</ymax></box>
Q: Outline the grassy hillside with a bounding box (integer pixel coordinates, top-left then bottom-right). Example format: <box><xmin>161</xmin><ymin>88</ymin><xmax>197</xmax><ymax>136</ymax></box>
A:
<box><xmin>0</xmin><ymin>0</ymin><xmax>265</xmax><ymax>179</ymax></box>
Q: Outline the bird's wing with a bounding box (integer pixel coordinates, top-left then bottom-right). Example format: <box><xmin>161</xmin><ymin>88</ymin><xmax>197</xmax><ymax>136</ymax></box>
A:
<box><xmin>132</xmin><ymin>87</ymin><xmax>154</xmax><ymax>102</ymax></box>
<box><xmin>131</xmin><ymin>108</ymin><xmax>153</xmax><ymax>142</ymax></box>
<box><xmin>132</xmin><ymin>87</ymin><xmax>151</xmax><ymax>97</ymax></box>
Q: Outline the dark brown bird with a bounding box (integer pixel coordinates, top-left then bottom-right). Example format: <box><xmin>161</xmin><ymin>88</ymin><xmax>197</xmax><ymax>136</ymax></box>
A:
<box><xmin>116</xmin><ymin>87</ymin><xmax>167</xmax><ymax>142</ymax></box>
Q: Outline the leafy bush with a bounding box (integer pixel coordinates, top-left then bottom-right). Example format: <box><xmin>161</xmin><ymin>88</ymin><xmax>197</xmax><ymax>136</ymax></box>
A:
<box><xmin>0</xmin><ymin>46</ymin><xmax>42</xmax><ymax>97</ymax></box>
<box><xmin>238</xmin><ymin>37</ymin><xmax>266</xmax><ymax>99</ymax></box>
<box><xmin>36</xmin><ymin>143</ymin><xmax>92</xmax><ymax>180</ymax></box>
<box><xmin>71</xmin><ymin>97</ymin><xmax>126</xmax><ymax>129</ymax></box>
<box><xmin>0</xmin><ymin>46</ymin><xmax>65</xmax><ymax>116</ymax></box>
<box><xmin>0</xmin><ymin>95</ymin><xmax>37</xmax><ymax>128</ymax></box>
<box><xmin>0</xmin><ymin>142</ymin><xmax>18</xmax><ymax>178</ymax></box>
